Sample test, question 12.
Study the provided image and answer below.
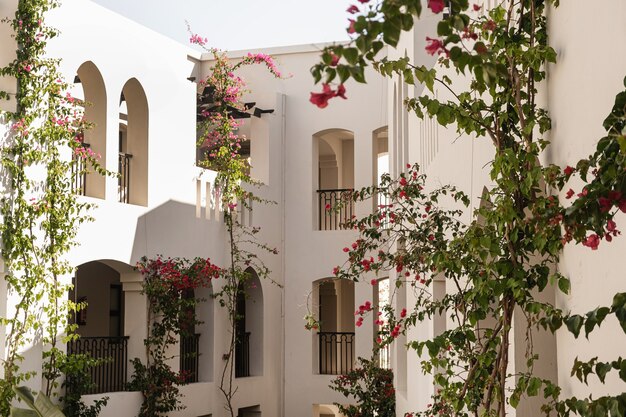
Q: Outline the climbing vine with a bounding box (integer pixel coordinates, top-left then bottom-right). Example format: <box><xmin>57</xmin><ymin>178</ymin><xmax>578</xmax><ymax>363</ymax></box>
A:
<box><xmin>192</xmin><ymin>36</ymin><xmax>282</xmax><ymax>417</ymax></box>
<box><xmin>312</xmin><ymin>1</ymin><xmax>626</xmax><ymax>416</ymax></box>
<box><xmin>129</xmin><ymin>256</ymin><xmax>221</xmax><ymax>416</ymax></box>
<box><xmin>0</xmin><ymin>0</ymin><xmax>107</xmax><ymax>414</ymax></box>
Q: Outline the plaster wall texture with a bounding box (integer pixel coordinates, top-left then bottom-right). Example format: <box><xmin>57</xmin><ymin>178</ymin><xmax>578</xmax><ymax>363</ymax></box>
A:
<box><xmin>1</xmin><ymin>0</ymin><xmax>625</xmax><ymax>416</ymax></box>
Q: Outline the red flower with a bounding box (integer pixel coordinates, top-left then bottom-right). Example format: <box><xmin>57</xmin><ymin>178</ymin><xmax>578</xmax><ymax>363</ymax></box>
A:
<box><xmin>358</xmin><ymin>0</ymin><xmax>369</xmax><ymax>3</ymax></box>
<box><xmin>399</xmin><ymin>177</ymin><xmax>408</xmax><ymax>186</ymax></box>
<box><xmin>619</xmin><ymin>199</ymin><xmax>626</xmax><ymax>213</ymax></box>
<box><xmin>343</xmin><ymin>247</ymin><xmax>350</xmax><ymax>252</ymax></box>
<box><xmin>483</xmin><ymin>19</ymin><xmax>497</xmax><ymax>31</ymax></box>
<box><xmin>607</xmin><ymin>219</ymin><xmax>617</xmax><ymax>232</ymax></box>
<box><xmin>564</xmin><ymin>165</ymin><xmax>575</xmax><ymax>176</ymax></box>
<box><xmin>399</xmin><ymin>190</ymin><xmax>407</xmax><ymax>199</ymax></box>
<box><xmin>608</xmin><ymin>190</ymin><xmax>622</xmax><ymax>202</ymax></box>
<box><xmin>310</xmin><ymin>84</ymin><xmax>335</xmax><ymax>109</ymax></box>
<box><xmin>599</xmin><ymin>197</ymin><xmax>613</xmax><ymax>213</ymax></box>
<box><xmin>425</xmin><ymin>37</ymin><xmax>446</xmax><ymax>56</ymax></box>
<box><xmin>473</xmin><ymin>3</ymin><xmax>481</xmax><ymax>11</ymax></box>
<box><xmin>347</xmin><ymin>5</ymin><xmax>359</xmax><ymax>14</ymax></box>
<box><xmin>371</xmin><ymin>279</ymin><xmax>377</xmax><ymax>285</ymax></box>
<box><xmin>583</xmin><ymin>234</ymin><xmax>600</xmax><ymax>250</ymax></box>
<box><xmin>333</xmin><ymin>266</ymin><xmax>340</xmax><ymax>275</ymax></box>
<box><xmin>427</xmin><ymin>0</ymin><xmax>445</xmax><ymax>13</ymax></box>
<box><xmin>336</xmin><ymin>84</ymin><xmax>347</xmax><ymax>99</ymax></box>
<box><xmin>330</xmin><ymin>53</ymin><xmax>340</xmax><ymax>67</ymax></box>
<box><xmin>400</xmin><ymin>308</ymin><xmax>407</xmax><ymax>318</ymax></box>
<box><xmin>348</xmin><ymin>19</ymin><xmax>356</xmax><ymax>34</ymax></box>
<box><xmin>565</xmin><ymin>189</ymin><xmax>575</xmax><ymax>199</ymax></box>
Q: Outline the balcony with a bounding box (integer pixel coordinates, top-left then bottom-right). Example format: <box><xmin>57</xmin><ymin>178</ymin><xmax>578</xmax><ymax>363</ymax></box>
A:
<box><xmin>180</xmin><ymin>333</ymin><xmax>200</xmax><ymax>383</ymax></box>
<box><xmin>235</xmin><ymin>331</ymin><xmax>250</xmax><ymax>378</ymax></box>
<box><xmin>71</xmin><ymin>143</ymin><xmax>90</xmax><ymax>196</ymax></box>
<box><xmin>317</xmin><ymin>189</ymin><xmax>354</xmax><ymax>230</ymax></box>
<box><xmin>318</xmin><ymin>332</ymin><xmax>355</xmax><ymax>375</ymax></box>
<box><xmin>67</xmin><ymin>336</ymin><xmax>129</xmax><ymax>394</ymax></box>
<box><xmin>118</xmin><ymin>152</ymin><xmax>132</xmax><ymax>203</ymax></box>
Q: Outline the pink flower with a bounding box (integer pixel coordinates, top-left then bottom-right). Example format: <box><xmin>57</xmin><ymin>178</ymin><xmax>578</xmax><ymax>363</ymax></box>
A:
<box><xmin>399</xmin><ymin>177</ymin><xmax>407</xmax><ymax>186</ymax></box>
<box><xmin>310</xmin><ymin>84</ymin><xmax>335</xmax><ymax>108</ymax></box>
<box><xmin>564</xmin><ymin>165</ymin><xmax>575</xmax><ymax>176</ymax></box>
<box><xmin>599</xmin><ymin>197</ymin><xmax>613</xmax><ymax>213</ymax></box>
<box><xmin>473</xmin><ymin>4</ymin><xmax>481</xmax><ymax>11</ymax></box>
<box><xmin>619</xmin><ymin>199</ymin><xmax>626</xmax><ymax>213</ymax></box>
<box><xmin>330</xmin><ymin>53</ymin><xmax>340</xmax><ymax>67</ymax></box>
<box><xmin>348</xmin><ymin>19</ymin><xmax>356</xmax><ymax>34</ymax></box>
<box><xmin>565</xmin><ymin>189</ymin><xmax>575</xmax><ymax>199</ymax></box>
<box><xmin>425</xmin><ymin>37</ymin><xmax>446</xmax><ymax>56</ymax></box>
<box><xmin>427</xmin><ymin>0</ymin><xmax>445</xmax><ymax>13</ymax></box>
<box><xmin>357</xmin><ymin>0</ymin><xmax>369</xmax><ymax>3</ymax></box>
<box><xmin>347</xmin><ymin>5</ymin><xmax>359</xmax><ymax>14</ymax></box>
<box><xmin>343</xmin><ymin>247</ymin><xmax>350</xmax><ymax>252</ymax></box>
<box><xmin>400</xmin><ymin>308</ymin><xmax>407</xmax><ymax>318</ymax></box>
<box><xmin>189</xmin><ymin>34</ymin><xmax>208</xmax><ymax>46</ymax></box>
<box><xmin>607</xmin><ymin>219</ymin><xmax>617</xmax><ymax>232</ymax></box>
<box><xmin>336</xmin><ymin>84</ymin><xmax>347</xmax><ymax>99</ymax></box>
<box><xmin>370</xmin><ymin>279</ymin><xmax>377</xmax><ymax>285</ymax></box>
<box><xmin>583</xmin><ymin>234</ymin><xmax>600</xmax><ymax>250</ymax></box>
<box><xmin>333</xmin><ymin>266</ymin><xmax>340</xmax><ymax>275</ymax></box>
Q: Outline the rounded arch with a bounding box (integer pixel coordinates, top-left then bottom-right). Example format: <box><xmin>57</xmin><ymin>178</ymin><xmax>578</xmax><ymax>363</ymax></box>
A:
<box><xmin>312</xmin><ymin>129</ymin><xmax>356</xmax><ymax>230</ymax></box>
<box><xmin>119</xmin><ymin>78</ymin><xmax>148</xmax><ymax>206</ymax></box>
<box><xmin>74</xmin><ymin>61</ymin><xmax>107</xmax><ymax>199</ymax></box>
<box><xmin>312</xmin><ymin>277</ymin><xmax>355</xmax><ymax>375</ymax></box>
<box><xmin>235</xmin><ymin>267</ymin><xmax>264</xmax><ymax>377</ymax></box>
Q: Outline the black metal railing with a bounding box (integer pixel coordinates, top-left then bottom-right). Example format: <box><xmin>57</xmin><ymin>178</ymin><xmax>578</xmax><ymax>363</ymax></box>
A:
<box><xmin>67</xmin><ymin>336</ymin><xmax>129</xmax><ymax>394</ymax></box>
<box><xmin>71</xmin><ymin>143</ymin><xmax>90</xmax><ymax>196</ymax></box>
<box><xmin>235</xmin><ymin>331</ymin><xmax>250</xmax><ymax>378</ymax></box>
<box><xmin>318</xmin><ymin>332</ymin><xmax>355</xmax><ymax>374</ymax></box>
<box><xmin>180</xmin><ymin>333</ymin><xmax>200</xmax><ymax>383</ymax></box>
<box><xmin>317</xmin><ymin>189</ymin><xmax>354</xmax><ymax>230</ymax></box>
<box><xmin>118</xmin><ymin>152</ymin><xmax>132</xmax><ymax>203</ymax></box>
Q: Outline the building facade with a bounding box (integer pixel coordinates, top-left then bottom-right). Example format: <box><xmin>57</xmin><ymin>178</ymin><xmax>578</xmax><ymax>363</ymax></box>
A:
<box><xmin>0</xmin><ymin>1</ymin><xmax>625</xmax><ymax>417</ymax></box>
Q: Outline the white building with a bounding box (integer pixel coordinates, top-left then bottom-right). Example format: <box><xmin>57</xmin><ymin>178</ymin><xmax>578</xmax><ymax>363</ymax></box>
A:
<box><xmin>0</xmin><ymin>1</ymin><xmax>625</xmax><ymax>417</ymax></box>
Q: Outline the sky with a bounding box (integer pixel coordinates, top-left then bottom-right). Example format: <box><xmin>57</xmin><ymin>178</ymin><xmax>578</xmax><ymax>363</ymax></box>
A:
<box><xmin>91</xmin><ymin>0</ymin><xmax>354</xmax><ymax>51</ymax></box>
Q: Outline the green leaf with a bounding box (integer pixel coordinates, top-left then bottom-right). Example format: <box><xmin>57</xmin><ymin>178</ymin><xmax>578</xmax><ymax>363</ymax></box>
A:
<box><xmin>565</xmin><ymin>315</ymin><xmax>583</xmax><ymax>338</ymax></box>
<box><xmin>527</xmin><ymin>377</ymin><xmax>542</xmax><ymax>396</ymax></box>
<box><xmin>558</xmin><ymin>277</ymin><xmax>570</xmax><ymax>294</ymax></box>
<box><xmin>596</xmin><ymin>362</ymin><xmax>612</xmax><ymax>383</ymax></box>
<box><xmin>343</xmin><ymin>48</ymin><xmax>359</xmax><ymax>65</ymax></box>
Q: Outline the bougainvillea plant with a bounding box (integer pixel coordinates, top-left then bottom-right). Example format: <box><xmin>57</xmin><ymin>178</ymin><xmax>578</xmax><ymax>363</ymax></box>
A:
<box><xmin>129</xmin><ymin>256</ymin><xmax>221</xmax><ymax>417</ymax></box>
<box><xmin>191</xmin><ymin>35</ymin><xmax>282</xmax><ymax>417</ymax></box>
<box><xmin>0</xmin><ymin>0</ymin><xmax>109</xmax><ymax>414</ymax></box>
<box><xmin>330</xmin><ymin>358</ymin><xmax>395</xmax><ymax>417</ymax></box>
<box><xmin>312</xmin><ymin>1</ymin><xmax>626</xmax><ymax>416</ymax></box>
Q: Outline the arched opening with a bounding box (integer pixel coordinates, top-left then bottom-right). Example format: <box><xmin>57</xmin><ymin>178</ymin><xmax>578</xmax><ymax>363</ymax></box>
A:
<box><xmin>68</xmin><ymin>260</ymin><xmax>129</xmax><ymax>394</ymax></box>
<box><xmin>235</xmin><ymin>268</ymin><xmax>263</xmax><ymax>377</ymax></box>
<box><xmin>119</xmin><ymin>78</ymin><xmax>148</xmax><ymax>206</ymax></box>
<box><xmin>312</xmin><ymin>129</ymin><xmax>355</xmax><ymax>230</ymax></box>
<box><xmin>312</xmin><ymin>278</ymin><xmax>355</xmax><ymax>374</ymax></box>
<box><xmin>71</xmin><ymin>61</ymin><xmax>107</xmax><ymax>199</ymax></box>
<box><xmin>313</xmin><ymin>404</ymin><xmax>347</xmax><ymax>417</ymax></box>
<box><xmin>194</xmin><ymin>284</ymin><xmax>214</xmax><ymax>382</ymax></box>
<box><xmin>372</xmin><ymin>126</ymin><xmax>389</xmax><ymax>213</ymax></box>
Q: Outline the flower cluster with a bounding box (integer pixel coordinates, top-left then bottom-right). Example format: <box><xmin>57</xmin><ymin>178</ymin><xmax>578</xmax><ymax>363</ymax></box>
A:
<box><xmin>309</xmin><ymin>83</ymin><xmax>347</xmax><ymax>109</ymax></box>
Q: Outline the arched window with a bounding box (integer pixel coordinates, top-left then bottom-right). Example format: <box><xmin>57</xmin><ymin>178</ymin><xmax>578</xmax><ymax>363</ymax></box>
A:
<box><xmin>312</xmin><ymin>129</ymin><xmax>355</xmax><ymax>230</ymax></box>
<box><xmin>118</xmin><ymin>78</ymin><xmax>148</xmax><ymax>206</ymax></box>
<box><xmin>71</xmin><ymin>61</ymin><xmax>107</xmax><ymax>198</ymax></box>
<box><xmin>68</xmin><ymin>260</ymin><xmax>129</xmax><ymax>394</ymax></box>
<box><xmin>312</xmin><ymin>278</ymin><xmax>355</xmax><ymax>374</ymax></box>
<box><xmin>235</xmin><ymin>268</ymin><xmax>264</xmax><ymax>377</ymax></box>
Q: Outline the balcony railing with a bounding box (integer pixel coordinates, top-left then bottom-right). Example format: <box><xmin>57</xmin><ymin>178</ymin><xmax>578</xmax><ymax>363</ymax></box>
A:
<box><xmin>317</xmin><ymin>189</ymin><xmax>354</xmax><ymax>230</ymax></box>
<box><xmin>235</xmin><ymin>331</ymin><xmax>250</xmax><ymax>378</ymax></box>
<box><xmin>71</xmin><ymin>143</ymin><xmax>90</xmax><ymax>196</ymax></box>
<box><xmin>118</xmin><ymin>152</ymin><xmax>132</xmax><ymax>203</ymax></box>
<box><xmin>318</xmin><ymin>332</ymin><xmax>355</xmax><ymax>375</ymax></box>
<box><xmin>180</xmin><ymin>333</ymin><xmax>200</xmax><ymax>383</ymax></box>
<box><xmin>67</xmin><ymin>336</ymin><xmax>129</xmax><ymax>394</ymax></box>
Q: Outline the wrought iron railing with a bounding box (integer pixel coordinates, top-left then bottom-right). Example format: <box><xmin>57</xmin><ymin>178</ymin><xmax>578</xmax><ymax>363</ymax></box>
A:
<box><xmin>317</xmin><ymin>189</ymin><xmax>354</xmax><ymax>230</ymax></box>
<box><xmin>235</xmin><ymin>331</ymin><xmax>250</xmax><ymax>378</ymax></box>
<box><xmin>118</xmin><ymin>152</ymin><xmax>132</xmax><ymax>203</ymax></box>
<box><xmin>67</xmin><ymin>336</ymin><xmax>129</xmax><ymax>394</ymax></box>
<box><xmin>318</xmin><ymin>332</ymin><xmax>355</xmax><ymax>375</ymax></box>
<box><xmin>180</xmin><ymin>333</ymin><xmax>200</xmax><ymax>383</ymax></box>
<box><xmin>71</xmin><ymin>143</ymin><xmax>90</xmax><ymax>196</ymax></box>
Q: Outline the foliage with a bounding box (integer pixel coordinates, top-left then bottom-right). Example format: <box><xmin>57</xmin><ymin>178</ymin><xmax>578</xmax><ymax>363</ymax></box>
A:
<box><xmin>192</xmin><ymin>37</ymin><xmax>283</xmax><ymax>417</ymax></box>
<box><xmin>129</xmin><ymin>256</ymin><xmax>221</xmax><ymax>417</ymax></box>
<box><xmin>58</xmin><ymin>354</ymin><xmax>108</xmax><ymax>417</ymax></box>
<box><xmin>10</xmin><ymin>386</ymin><xmax>64</xmax><ymax>417</ymax></box>
<box><xmin>0</xmin><ymin>0</ymin><xmax>109</xmax><ymax>414</ymax></box>
<box><xmin>313</xmin><ymin>1</ymin><xmax>626</xmax><ymax>416</ymax></box>
<box><xmin>329</xmin><ymin>358</ymin><xmax>395</xmax><ymax>417</ymax></box>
